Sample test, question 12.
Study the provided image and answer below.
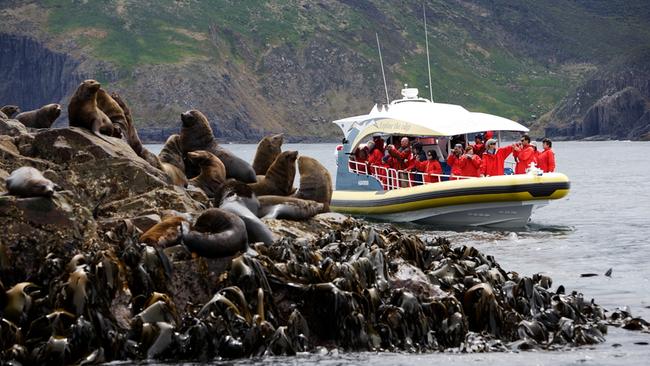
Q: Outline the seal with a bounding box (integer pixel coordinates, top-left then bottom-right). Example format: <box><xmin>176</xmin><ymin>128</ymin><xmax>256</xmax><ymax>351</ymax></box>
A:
<box><xmin>248</xmin><ymin>150</ymin><xmax>297</xmax><ymax>197</ymax></box>
<box><xmin>1</xmin><ymin>105</ymin><xmax>20</xmax><ymax>119</ymax></box>
<box><xmin>187</xmin><ymin>150</ymin><xmax>226</xmax><ymax>198</ymax></box>
<box><xmin>293</xmin><ymin>156</ymin><xmax>332</xmax><ymax>210</ymax></box>
<box><xmin>179</xmin><ymin>110</ymin><xmax>256</xmax><ymax>183</ymax></box>
<box><xmin>139</xmin><ymin>216</ymin><xmax>189</xmax><ymax>247</ymax></box>
<box><xmin>253</xmin><ymin>133</ymin><xmax>283</xmax><ymax>175</ymax></box>
<box><xmin>215</xmin><ymin>179</ymin><xmax>274</xmax><ymax>245</ymax></box>
<box><xmin>182</xmin><ymin>208</ymin><xmax>248</xmax><ymax>258</ymax></box>
<box><xmin>258</xmin><ymin>195</ymin><xmax>324</xmax><ymax>220</ymax></box>
<box><xmin>108</xmin><ymin>92</ymin><xmax>163</xmax><ymax>169</ymax></box>
<box><xmin>158</xmin><ymin>134</ymin><xmax>188</xmax><ymax>187</ymax></box>
<box><xmin>15</xmin><ymin>103</ymin><xmax>61</xmax><ymax>128</ymax></box>
<box><xmin>68</xmin><ymin>79</ymin><xmax>116</xmax><ymax>144</ymax></box>
<box><xmin>95</xmin><ymin>89</ymin><xmax>126</xmax><ymax>137</ymax></box>
<box><xmin>5</xmin><ymin>167</ymin><xmax>57</xmax><ymax>198</ymax></box>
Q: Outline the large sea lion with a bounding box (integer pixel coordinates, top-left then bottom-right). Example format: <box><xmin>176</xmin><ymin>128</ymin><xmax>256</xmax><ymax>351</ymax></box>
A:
<box><xmin>179</xmin><ymin>110</ymin><xmax>256</xmax><ymax>183</ymax></box>
<box><xmin>68</xmin><ymin>79</ymin><xmax>116</xmax><ymax>144</ymax></box>
<box><xmin>258</xmin><ymin>195</ymin><xmax>325</xmax><ymax>220</ymax></box>
<box><xmin>248</xmin><ymin>150</ymin><xmax>297</xmax><ymax>197</ymax></box>
<box><xmin>253</xmin><ymin>133</ymin><xmax>283</xmax><ymax>175</ymax></box>
<box><xmin>1</xmin><ymin>105</ymin><xmax>20</xmax><ymax>119</ymax></box>
<box><xmin>95</xmin><ymin>89</ymin><xmax>126</xmax><ymax>137</ymax></box>
<box><xmin>187</xmin><ymin>150</ymin><xmax>226</xmax><ymax>198</ymax></box>
<box><xmin>15</xmin><ymin>103</ymin><xmax>61</xmax><ymax>128</ymax></box>
<box><xmin>215</xmin><ymin>180</ymin><xmax>274</xmax><ymax>245</ymax></box>
<box><xmin>5</xmin><ymin>167</ymin><xmax>57</xmax><ymax>198</ymax></box>
<box><xmin>158</xmin><ymin>134</ymin><xmax>187</xmax><ymax>187</ymax></box>
<box><xmin>293</xmin><ymin>156</ymin><xmax>332</xmax><ymax>210</ymax></box>
<box><xmin>109</xmin><ymin>92</ymin><xmax>163</xmax><ymax>169</ymax></box>
<box><xmin>182</xmin><ymin>208</ymin><xmax>248</xmax><ymax>258</ymax></box>
<box><xmin>140</xmin><ymin>216</ymin><xmax>189</xmax><ymax>247</ymax></box>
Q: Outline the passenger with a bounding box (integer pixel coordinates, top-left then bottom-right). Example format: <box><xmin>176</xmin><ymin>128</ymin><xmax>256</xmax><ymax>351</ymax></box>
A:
<box><xmin>480</xmin><ymin>139</ymin><xmax>514</xmax><ymax>177</ymax></box>
<box><xmin>419</xmin><ymin>150</ymin><xmax>443</xmax><ymax>183</ymax></box>
<box><xmin>537</xmin><ymin>138</ymin><xmax>556</xmax><ymax>172</ymax></box>
<box><xmin>367</xmin><ymin>140</ymin><xmax>383</xmax><ymax>167</ymax></box>
<box><xmin>355</xmin><ymin>145</ymin><xmax>369</xmax><ymax>174</ymax></box>
<box><xmin>372</xmin><ymin>135</ymin><xmax>386</xmax><ymax>153</ymax></box>
<box><xmin>408</xmin><ymin>142</ymin><xmax>426</xmax><ymax>185</ymax></box>
<box><xmin>446</xmin><ymin>143</ymin><xmax>464</xmax><ymax>179</ymax></box>
<box><xmin>459</xmin><ymin>145</ymin><xmax>481</xmax><ymax>177</ymax></box>
<box><xmin>513</xmin><ymin>134</ymin><xmax>537</xmax><ymax>174</ymax></box>
<box><xmin>472</xmin><ymin>134</ymin><xmax>485</xmax><ymax>156</ymax></box>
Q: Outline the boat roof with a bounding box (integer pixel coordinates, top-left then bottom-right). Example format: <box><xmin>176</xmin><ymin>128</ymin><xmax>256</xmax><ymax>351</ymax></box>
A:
<box><xmin>334</xmin><ymin>88</ymin><xmax>529</xmax><ymax>148</ymax></box>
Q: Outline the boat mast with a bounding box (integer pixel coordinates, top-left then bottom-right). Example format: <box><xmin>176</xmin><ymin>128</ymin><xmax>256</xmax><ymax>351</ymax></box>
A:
<box><xmin>375</xmin><ymin>32</ymin><xmax>390</xmax><ymax>105</ymax></box>
<box><xmin>423</xmin><ymin>3</ymin><xmax>433</xmax><ymax>102</ymax></box>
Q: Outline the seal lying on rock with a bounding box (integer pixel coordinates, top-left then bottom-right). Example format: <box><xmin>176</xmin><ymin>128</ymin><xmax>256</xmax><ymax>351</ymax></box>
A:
<box><xmin>179</xmin><ymin>110</ymin><xmax>256</xmax><ymax>183</ymax></box>
<box><xmin>216</xmin><ymin>180</ymin><xmax>274</xmax><ymax>245</ymax></box>
<box><xmin>253</xmin><ymin>133</ymin><xmax>283</xmax><ymax>175</ymax></box>
<box><xmin>15</xmin><ymin>104</ymin><xmax>61</xmax><ymax>128</ymax></box>
<box><xmin>158</xmin><ymin>134</ymin><xmax>188</xmax><ymax>187</ymax></box>
<box><xmin>182</xmin><ymin>208</ymin><xmax>248</xmax><ymax>258</ymax></box>
<box><xmin>1</xmin><ymin>105</ymin><xmax>21</xmax><ymax>120</ymax></box>
<box><xmin>258</xmin><ymin>195</ymin><xmax>325</xmax><ymax>220</ymax></box>
<box><xmin>248</xmin><ymin>150</ymin><xmax>297</xmax><ymax>197</ymax></box>
<box><xmin>5</xmin><ymin>167</ymin><xmax>57</xmax><ymax>198</ymax></box>
<box><xmin>140</xmin><ymin>216</ymin><xmax>189</xmax><ymax>247</ymax></box>
<box><xmin>68</xmin><ymin>79</ymin><xmax>116</xmax><ymax>144</ymax></box>
<box><xmin>293</xmin><ymin>156</ymin><xmax>332</xmax><ymax>210</ymax></box>
<box><xmin>187</xmin><ymin>150</ymin><xmax>226</xmax><ymax>198</ymax></box>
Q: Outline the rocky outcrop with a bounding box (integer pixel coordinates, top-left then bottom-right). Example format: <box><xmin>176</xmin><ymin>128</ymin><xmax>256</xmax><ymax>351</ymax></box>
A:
<box><xmin>581</xmin><ymin>87</ymin><xmax>649</xmax><ymax>139</ymax></box>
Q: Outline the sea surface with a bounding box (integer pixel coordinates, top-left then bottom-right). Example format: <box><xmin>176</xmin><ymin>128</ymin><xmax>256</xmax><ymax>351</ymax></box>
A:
<box><xmin>145</xmin><ymin>141</ymin><xmax>650</xmax><ymax>365</ymax></box>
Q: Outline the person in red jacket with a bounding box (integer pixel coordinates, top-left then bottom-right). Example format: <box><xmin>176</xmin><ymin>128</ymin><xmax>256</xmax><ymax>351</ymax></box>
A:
<box><xmin>417</xmin><ymin>150</ymin><xmax>443</xmax><ymax>183</ymax></box>
<box><xmin>472</xmin><ymin>134</ymin><xmax>485</xmax><ymax>156</ymax></box>
<box><xmin>459</xmin><ymin>145</ymin><xmax>481</xmax><ymax>177</ymax></box>
<box><xmin>537</xmin><ymin>138</ymin><xmax>556</xmax><ymax>172</ymax></box>
<box><xmin>514</xmin><ymin>134</ymin><xmax>537</xmax><ymax>174</ymax></box>
<box><xmin>480</xmin><ymin>139</ymin><xmax>515</xmax><ymax>176</ymax></box>
<box><xmin>447</xmin><ymin>143</ymin><xmax>464</xmax><ymax>179</ymax></box>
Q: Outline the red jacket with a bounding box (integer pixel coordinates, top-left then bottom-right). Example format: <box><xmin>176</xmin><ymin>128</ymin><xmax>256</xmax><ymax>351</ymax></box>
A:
<box><xmin>447</xmin><ymin>153</ymin><xmax>463</xmax><ymax>176</ymax></box>
<box><xmin>368</xmin><ymin>148</ymin><xmax>383</xmax><ymax>167</ymax></box>
<box><xmin>473</xmin><ymin>143</ymin><xmax>485</xmax><ymax>156</ymax></box>
<box><xmin>537</xmin><ymin>148</ymin><xmax>556</xmax><ymax>172</ymax></box>
<box><xmin>514</xmin><ymin>145</ymin><xmax>537</xmax><ymax>174</ymax></box>
<box><xmin>459</xmin><ymin>154</ymin><xmax>481</xmax><ymax>177</ymax></box>
<box><xmin>388</xmin><ymin>145</ymin><xmax>412</xmax><ymax>170</ymax></box>
<box><xmin>480</xmin><ymin>145</ymin><xmax>514</xmax><ymax>176</ymax></box>
<box><xmin>415</xmin><ymin>159</ymin><xmax>443</xmax><ymax>183</ymax></box>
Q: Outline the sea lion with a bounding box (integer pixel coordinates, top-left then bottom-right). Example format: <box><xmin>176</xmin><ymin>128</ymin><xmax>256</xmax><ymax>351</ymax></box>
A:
<box><xmin>248</xmin><ymin>150</ymin><xmax>297</xmax><ymax>197</ymax></box>
<box><xmin>5</xmin><ymin>167</ymin><xmax>57</xmax><ymax>198</ymax></box>
<box><xmin>109</xmin><ymin>92</ymin><xmax>164</xmax><ymax>169</ymax></box>
<box><xmin>95</xmin><ymin>89</ymin><xmax>126</xmax><ymax>137</ymax></box>
<box><xmin>187</xmin><ymin>150</ymin><xmax>226</xmax><ymax>198</ymax></box>
<box><xmin>158</xmin><ymin>134</ymin><xmax>188</xmax><ymax>187</ymax></box>
<box><xmin>139</xmin><ymin>216</ymin><xmax>189</xmax><ymax>247</ymax></box>
<box><xmin>293</xmin><ymin>156</ymin><xmax>332</xmax><ymax>210</ymax></box>
<box><xmin>68</xmin><ymin>79</ymin><xmax>116</xmax><ymax>144</ymax></box>
<box><xmin>182</xmin><ymin>208</ymin><xmax>248</xmax><ymax>258</ymax></box>
<box><xmin>1</xmin><ymin>105</ymin><xmax>20</xmax><ymax>119</ymax></box>
<box><xmin>258</xmin><ymin>195</ymin><xmax>325</xmax><ymax>220</ymax></box>
<box><xmin>179</xmin><ymin>110</ymin><xmax>256</xmax><ymax>183</ymax></box>
<box><xmin>15</xmin><ymin>103</ymin><xmax>61</xmax><ymax>128</ymax></box>
<box><xmin>215</xmin><ymin>180</ymin><xmax>274</xmax><ymax>245</ymax></box>
<box><xmin>253</xmin><ymin>133</ymin><xmax>283</xmax><ymax>175</ymax></box>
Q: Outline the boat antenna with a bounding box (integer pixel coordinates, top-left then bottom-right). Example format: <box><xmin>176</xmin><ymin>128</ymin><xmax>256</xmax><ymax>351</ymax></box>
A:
<box><xmin>375</xmin><ymin>32</ymin><xmax>390</xmax><ymax>104</ymax></box>
<box><xmin>423</xmin><ymin>3</ymin><xmax>434</xmax><ymax>102</ymax></box>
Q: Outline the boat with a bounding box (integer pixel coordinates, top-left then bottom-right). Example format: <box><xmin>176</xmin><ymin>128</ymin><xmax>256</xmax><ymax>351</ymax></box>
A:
<box><xmin>330</xmin><ymin>87</ymin><xmax>570</xmax><ymax>228</ymax></box>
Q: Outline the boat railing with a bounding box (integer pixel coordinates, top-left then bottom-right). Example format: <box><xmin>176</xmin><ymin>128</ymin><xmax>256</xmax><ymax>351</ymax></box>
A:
<box><xmin>348</xmin><ymin>160</ymin><xmax>476</xmax><ymax>191</ymax></box>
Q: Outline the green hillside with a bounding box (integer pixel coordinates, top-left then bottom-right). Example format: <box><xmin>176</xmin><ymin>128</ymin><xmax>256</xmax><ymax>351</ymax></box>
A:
<box><xmin>3</xmin><ymin>0</ymin><xmax>650</xmax><ymax>140</ymax></box>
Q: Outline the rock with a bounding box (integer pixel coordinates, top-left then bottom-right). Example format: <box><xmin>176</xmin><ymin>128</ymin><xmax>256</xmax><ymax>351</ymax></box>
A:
<box><xmin>131</xmin><ymin>213</ymin><xmax>162</xmax><ymax>232</ymax></box>
<box><xmin>582</xmin><ymin>87</ymin><xmax>648</xmax><ymax>139</ymax></box>
<box><xmin>0</xmin><ymin>119</ymin><xmax>29</xmax><ymax>137</ymax></box>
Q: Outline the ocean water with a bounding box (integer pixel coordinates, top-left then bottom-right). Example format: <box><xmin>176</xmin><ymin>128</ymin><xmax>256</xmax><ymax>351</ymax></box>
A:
<box><xmin>145</xmin><ymin>141</ymin><xmax>650</xmax><ymax>365</ymax></box>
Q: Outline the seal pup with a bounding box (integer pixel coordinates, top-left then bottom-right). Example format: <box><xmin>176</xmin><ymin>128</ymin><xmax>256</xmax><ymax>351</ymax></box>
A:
<box><xmin>68</xmin><ymin>79</ymin><xmax>116</xmax><ymax>144</ymax></box>
<box><xmin>215</xmin><ymin>180</ymin><xmax>274</xmax><ymax>245</ymax></box>
<box><xmin>179</xmin><ymin>110</ymin><xmax>256</xmax><ymax>183</ymax></box>
<box><xmin>158</xmin><ymin>134</ymin><xmax>188</xmax><ymax>187</ymax></box>
<box><xmin>5</xmin><ymin>167</ymin><xmax>57</xmax><ymax>198</ymax></box>
<box><xmin>187</xmin><ymin>150</ymin><xmax>226</xmax><ymax>198</ymax></box>
<box><xmin>139</xmin><ymin>216</ymin><xmax>190</xmax><ymax>247</ymax></box>
<box><xmin>1</xmin><ymin>105</ymin><xmax>20</xmax><ymax>119</ymax></box>
<box><xmin>182</xmin><ymin>208</ymin><xmax>248</xmax><ymax>258</ymax></box>
<box><xmin>253</xmin><ymin>133</ymin><xmax>283</xmax><ymax>175</ymax></box>
<box><xmin>15</xmin><ymin>103</ymin><xmax>61</xmax><ymax>128</ymax></box>
<box><xmin>258</xmin><ymin>195</ymin><xmax>324</xmax><ymax>220</ymax></box>
<box><xmin>248</xmin><ymin>150</ymin><xmax>297</xmax><ymax>197</ymax></box>
<box><xmin>293</xmin><ymin>156</ymin><xmax>332</xmax><ymax>210</ymax></box>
